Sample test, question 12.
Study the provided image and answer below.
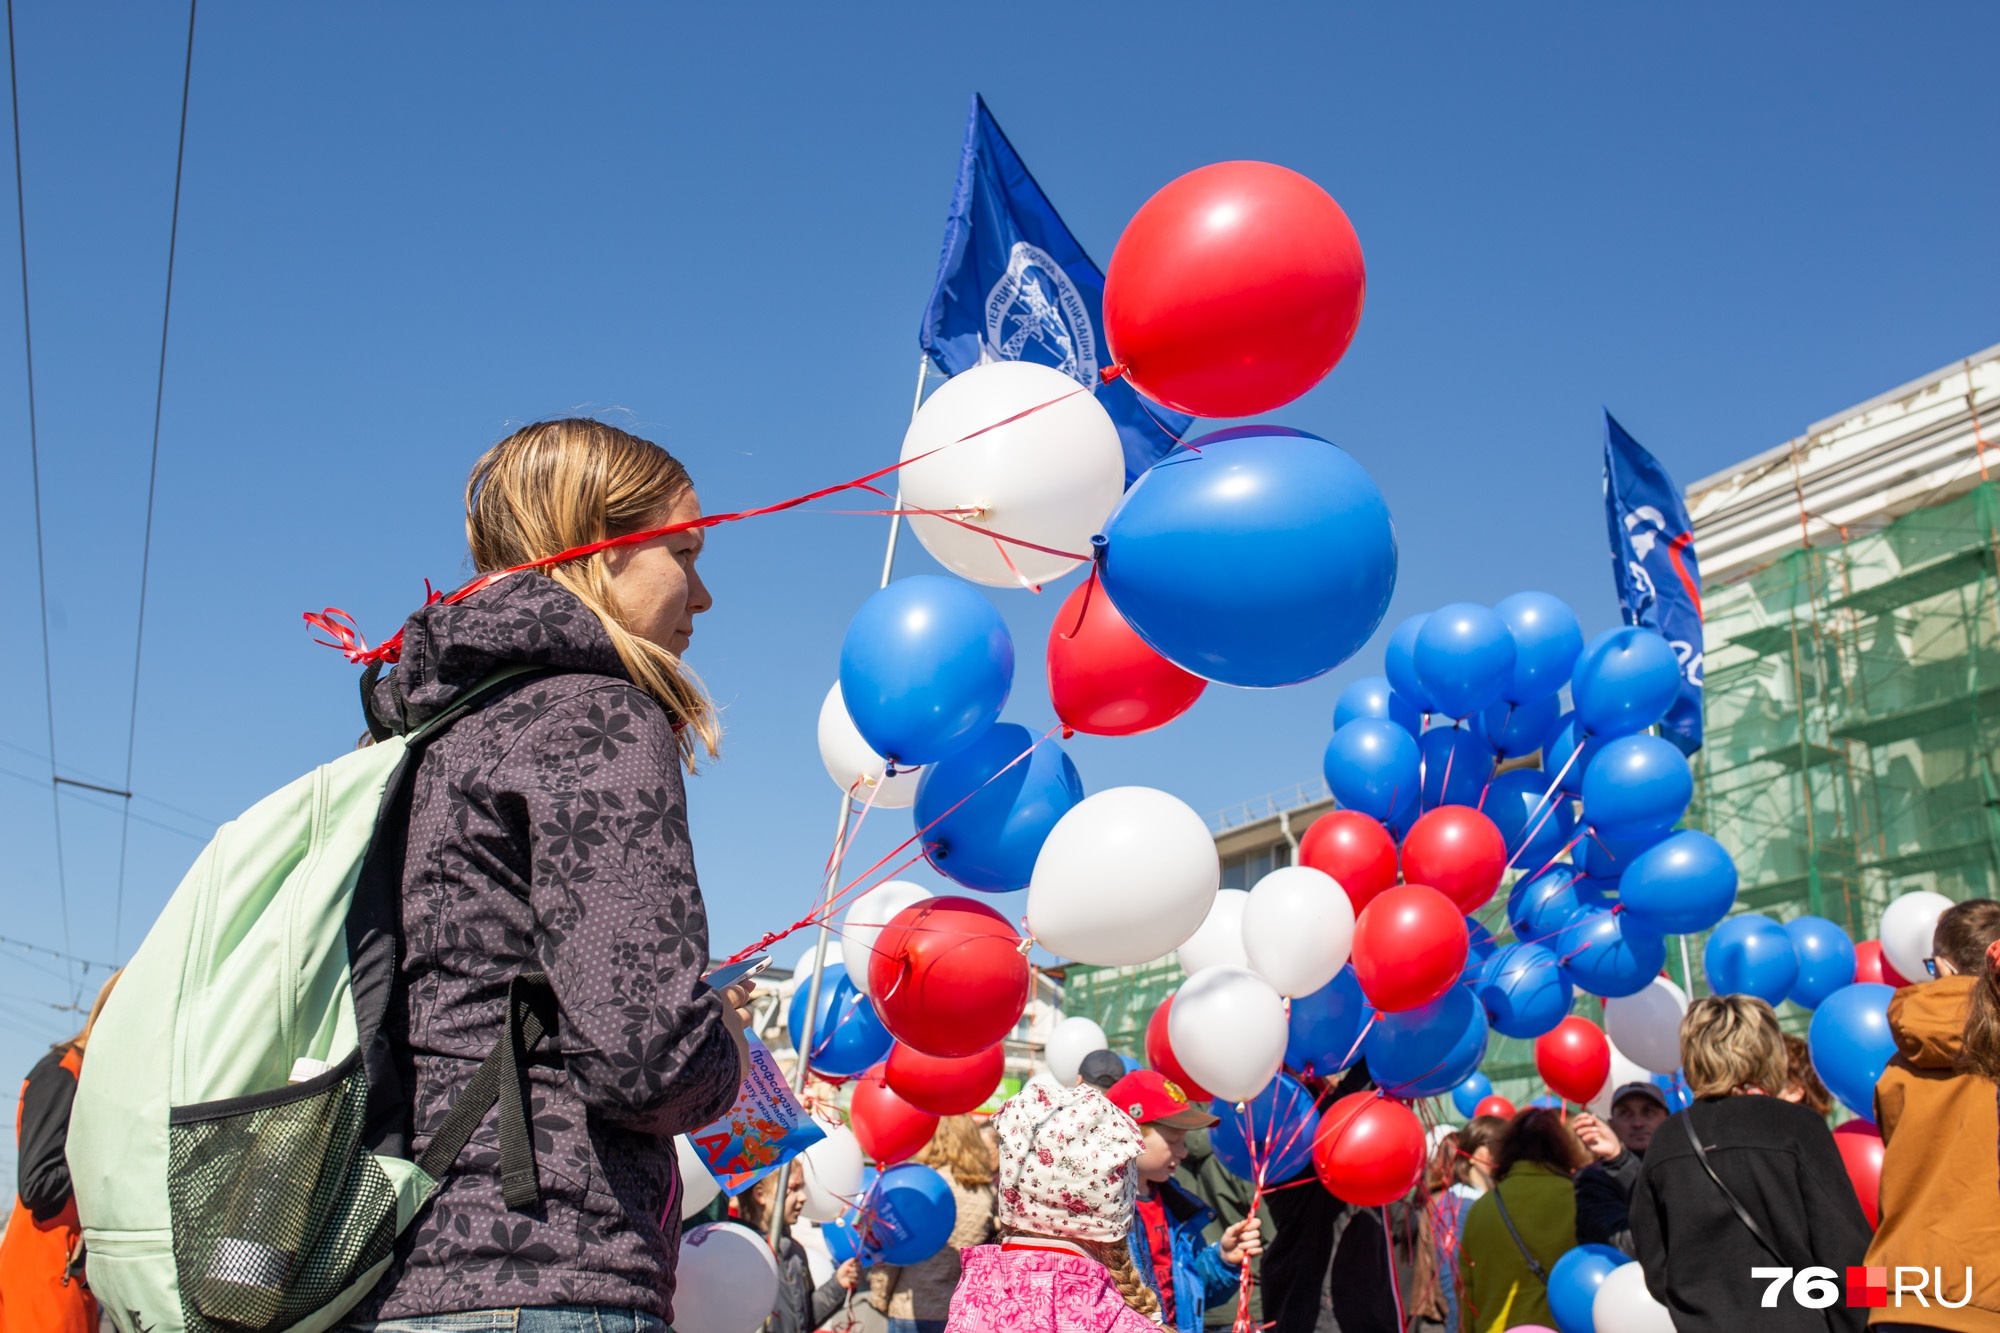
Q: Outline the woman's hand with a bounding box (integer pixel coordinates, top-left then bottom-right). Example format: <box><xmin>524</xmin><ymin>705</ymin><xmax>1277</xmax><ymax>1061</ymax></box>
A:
<box><xmin>721</xmin><ymin>982</ymin><xmax>755</xmax><ymax>1081</ymax></box>
<box><xmin>1219</xmin><ymin>1216</ymin><xmax>1262</xmax><ymax>1265</ymax></box>
<box><xmin>836</xmin><ymin>1258</ymin><xmax>861</xmax><ymax>1290</ymax></box>
<box><xmin>1571</xmin><ymin>1112</ymin><xmax>1623</xmax><ymax>1161</ymax></box>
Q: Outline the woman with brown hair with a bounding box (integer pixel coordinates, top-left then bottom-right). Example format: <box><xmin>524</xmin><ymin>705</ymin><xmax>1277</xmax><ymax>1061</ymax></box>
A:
<box><xmin>1630</xmin><ymin>994</ymin><xmax>1870</xmax><ymax>1332</ymax></box>
<box><xmin>1864</xmin><ymin>897</ymin><xmax>2000</xmax><ymax>1332</ymax></box>
<box><xmin>0</xmin><ymin>972</ymin><xmax>119</xmax><ymax>1333</ymax></box>
<box><xmin>1456</xmin><ymin>1108</ymin><xmax>1587</xmax><ymax>1332</ymax></box>
<box><xmin>870</xmin><ymin>1115</ymin><xmax>998</xmax><ymax>1333</ymax></box>
<box><xmin>336</xmin><ymin>420</ymin><xmax>754</xmax><ymax>1332</ymax></box>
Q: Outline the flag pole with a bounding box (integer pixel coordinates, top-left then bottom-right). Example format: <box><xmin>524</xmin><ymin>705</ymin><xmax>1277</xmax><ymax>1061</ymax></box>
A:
<box><xmin>772</xmin><ymin>351</ymin><xmax>931</xmax><ymax>1252</ymax></box>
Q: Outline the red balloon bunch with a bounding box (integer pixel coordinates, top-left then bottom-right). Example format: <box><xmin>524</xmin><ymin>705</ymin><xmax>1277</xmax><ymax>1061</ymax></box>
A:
<box><xmin>1312</xmin><ymin>1092</ymin><xmax>1426</xmax><ymax>1206</ymax></box>
<box><xmin>1104</xmin><ymin>161</ymin><xmax>1367</xmax><ymax>419</ymax></box>
<box><xmin>869</xmin><ymin>896</ymin><xmax>1031</xmax><ymax>1058</ymax></box>
<box><xmin>1047</xmin><ymin>574</ymin><xmax>1206</xmax><ymax>737</ymax></box>
<box><xmin>1399</xmin><ymin>806</ymin><xmax>1507</xmax><ymax>913</ymax></box>
<box><xmin>1349</xmin><ymin>884</ymin><xmax>1468</xmax><ymax>1012</ymax></box>
<box><xmin>1144</xmin><ymin>996</ymin><xmax>1213</xmax><ymax>1102</ymax></box>
<box><xmin>1473</xmin><ymin>1095</ymin><xmax>1516</xmax><ymax>1121</ymax></box>
<box><xmin>850</xmin><ymin>1062</ymin><xmax>939</xmax><ymax>1165</ymax></box>
<box><xmin>885</xmin><ymin>1041</ymin><xmax>1006</xmax><ymax>1117</ymax></box>
<box><xmin>1832</xmin><ymin>1120</ymin><xmax>1884</xmax><ymax>1227</ymax></box>
<box><xmin>1299</xmin><ymin>810</ymin><xmax>1399</xmax><ymax>914</ymax></box>
<box><xmin>1535</xmin><ymin>1016</ymin><xmax>1611</xmax><ymax>1105</ymax></box>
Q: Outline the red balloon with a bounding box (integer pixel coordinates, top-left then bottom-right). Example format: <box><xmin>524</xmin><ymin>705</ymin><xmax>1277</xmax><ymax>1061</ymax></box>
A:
<box><xmin>869</xmin><ymin>896</ymin><xmax>1031</xmax><ymax>1058</ymax></box>
<box><xmin>1144</xmin><ymin>996</ymin><xmax>1214</xmax><ymax>1102</ymax></box>
<box><xmin>1473</xmin><ymin>1095</ymin><xmax>1516</xmax><ymax>1121</ymax></box>
<box><xmin>1104</xmin><ymin>161</ymin><xmax>1366</xmax><ymax>419</ymax></box>
<box><xmin>1399</xmin><ymin>807</ymin><xmax>1507</xmax><ymax>914</ymax></box>
<box><xmin>885</xmin><ymin>1041</ymin><xmax>1006</xmax><ymax>1117</ymax></box>
<box><xmin>1536</xmin><ymin>1016</ymin><xmax>1612</xmax><ymax>1105</ymax></box>
<box><xmin>1349</xmin><ymin>884</ymin><xmax>1469</xmax><ymax>1012</ymax></box>
<box><xmin>1311</xmin><ymin>1092</ymin><xmax>1426</xmax><ymax>1206</ymax></box>
<box><xmin>1832</xmin><ymin>1119</ymin><xmax>1884</xmax><ymax>1228</ymax></box>
<box><xmin>850</xmin><ymin>1063</ymin><xmax>939</xmax><ymax>1165</ymax></box>
<box><xmin>1048</xmin><ymin>573</ymin><xmax>1206</xmax><ymax>737</ymax></box>
<box><xmin>1854</xmin><ymin>940</ymin><xmax>1912</xmax><ymax>989</ymax></box>
<box><xmin>1299</xmin><ymin>811</ymin><xmax>1399</xmax><ymax>913</ymax></box>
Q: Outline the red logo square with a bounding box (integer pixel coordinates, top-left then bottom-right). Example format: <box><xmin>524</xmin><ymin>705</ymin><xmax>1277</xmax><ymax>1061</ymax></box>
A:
<box><xmin>1846</xmin><ymin>1266</ymin><xmax>1887</xmax><ymax>1308</ymax></box>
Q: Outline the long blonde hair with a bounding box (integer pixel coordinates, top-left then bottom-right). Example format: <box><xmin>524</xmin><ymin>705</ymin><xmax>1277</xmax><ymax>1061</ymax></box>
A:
<box><xmin>466</xmin><ymin>419</ymin><xmax>719</xmax><ymax>767</ymax></box>
<box><xmin>916</xmin><ymin>1115</ymin><xmax>996</xmax><ymax>1190</ymax></box>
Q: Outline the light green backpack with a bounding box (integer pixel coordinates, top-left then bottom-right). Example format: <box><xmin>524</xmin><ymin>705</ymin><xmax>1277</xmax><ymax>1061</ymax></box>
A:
<box><xmin>69</xmin><ymin>666</ymin><xmax>558</xmax><ymax>1333</ymax></box>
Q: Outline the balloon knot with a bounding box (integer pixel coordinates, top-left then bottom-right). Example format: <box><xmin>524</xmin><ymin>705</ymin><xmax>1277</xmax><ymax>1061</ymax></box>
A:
<box><xmin>1060</xmin><ymin>725</ymin><xmax>1075</xmax><ymax>740</ymax></box>
<box><xmin>1098</xmin><ymin>362</ymin><xmax>1127</xmax><ymax>385</ymax></box>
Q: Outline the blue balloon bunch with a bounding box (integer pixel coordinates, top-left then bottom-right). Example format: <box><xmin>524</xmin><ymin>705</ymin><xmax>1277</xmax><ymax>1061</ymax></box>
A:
<box><xmin>1210</xmin><ymin>1073</ymin><xmax>1319</xmax><ymax>1183</ymax></box>
<box><xmin>787</xmin><ymin>964</ymin><xmax>893</xmax><ymax>1078</ymax></box>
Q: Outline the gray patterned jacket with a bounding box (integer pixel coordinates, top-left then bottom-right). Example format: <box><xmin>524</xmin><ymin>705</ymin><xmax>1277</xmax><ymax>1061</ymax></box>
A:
<box><xmin>349</xmin><ymin>574</ymin><xmax>741</xmax><ymax>1322</ymax></box>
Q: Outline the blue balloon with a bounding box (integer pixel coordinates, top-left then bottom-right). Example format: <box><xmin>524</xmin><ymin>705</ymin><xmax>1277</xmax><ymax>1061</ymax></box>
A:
<box><xmin>1474</xmin><ymin>693</ymin><xmax>1561</xmax><ymax>759</ymax></box>
<box><xmin>840</xmin><ymin>576</ymin><xmax>1013</xmax><ymax>765</ymax></box>
<box><xmin>1363</xmin><ymin>986</ymin><xmax>1489</xmax><ymax>1098</ymax></box>
<box><xmin>1450</xmin><ymin>1071</ymin><xmax>1494</xmax><ymax>1118</ymax></box>
<box><xmin>1581</xmin><ymin>734</ymin><xmax>1692</xmax><ymax>836</ymax></box>
<box><xmin>1527</xmin><ymin>1094</ymin><xmax>1563</xmax><ymax>1109</ymax></box>
<box><xmin>1384</xmin><ymin>614</ymin><xmax>1436</xmax><ymax>713</ymax></box>
<box><xmin>1485</xmin><ymin>768</ymin><xmax>1577</xmax><ymax>873</ymax></box>
<box><xmin>1809</xmin><ymin>983</ymin><xmax>1896</xmax><ymax>1119</ymax></box>
<box><xmin>1414</xmin><ymin>603</ymin><xmax>1517</xmax><ymax>719</ymax></box>
<box><xmin>867</xmin><ymin>1163</ymin><xmax>957</xmax><ymax>1264</ymax></box>
<box><xmin>1619</xmin><ymin>831</ymin><xmax>1738</xmax><ymax>934</ymax></box>
<box><xmin>1098</xmin><ymin>427</ymin><xmax>1398</xmax><ymax>688</ymax></box>
<box><xmin>913</xmin><ymin>723</ymin><xmax>1083</xmax><ymax>892</ymax></box>
<box><xmin>1507</xmin><ymin>865</ymin><xmax>1613</xmax><ymax>946</ymax></box>
<box><xmin>1576</xmin><ymin>823</ymin><xmax>1667</xmax><ymax>880</ymax></box>
<box><xmin>1324</xmin><ymin>719</ymin><xmax>1421</xmax><ymax>823</ymax></box>
<box><xmin>1495</xmin><ymin>592</ymin><xmax>1585</xmax><ymax>706</ymax></box>
<box><xmin>1571</xmin><ymin>626</ymin><xmax>1682</xmax><ymax>738</ymax></box>
<box><xmin>1651</xmin><ymin>1070</ymin><xmax>1693</xmax><ymax>1111</ymax></box>
<box><xmin>1544</xmin><ymin>712</ymin><xmax>1597</xmax><ymax>796</ymax></box>
<box><xmin>1704</xmin><ymin>914</ymin><xmax>1800</xmax><ymax>1005</ymax></box>
<box><xmin>1210</xmin><ymin>1073</ymin><xmax>1318</xmax><ymax>1183</ymax></box>
<box><xmin>788</xmin><ymin>964</ymin><xmax>893</xmax><ymax>1078</ymax></box>
<box><xmin>1464</xmin><ymin>917</ymin><xmax>1502</xmax><ymax>988</ymax></box>
<box><xmin>1334</xmin><ymin>675</ymin><xmax>1422</xmax><ymax>735</ymax></box>
<box><xmin>1286</xmin><ymin>966</ymin><xmax>1373</xmax><ymax>1076</ymax></box>
<box><xmin>1419</xmin><ymin>724</ymin><xmax>1492</xmax><ymax>810</ymax></box>
<box><xmin>1548</xmin><ymin>1245</ymin><xmax>1632</xmax><ymax>1333</ymax></box>
<box><xmin>1557</xmin><ymin>909</ymin><xmax>1667</xmax><ymax>999</ymax></box>
<box><xmin>1786</xmin><ymin>916</ymin><xmax>1859</xmax><ymax>1011</ymax></box>
<box><xmin>1475</xmin><ymin>943</ymin><xmax>1576</xmax><ymax>1037</ymax></box>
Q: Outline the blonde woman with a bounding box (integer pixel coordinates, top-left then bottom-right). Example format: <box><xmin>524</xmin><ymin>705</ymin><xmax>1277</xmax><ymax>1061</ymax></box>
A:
<box><xmin>338</xmin><ymin>421</ymin><xmax>754</xmax><ymax>1333</ymax></box>
<box><xmin>871</xmin><ymin>1115</ymin><xmax>998</xmax><ymax>1333</ymax></box>
<box><xmin>1629</xmin><ymin>995</ymin><xmax>1870</xmax><ymax>1333</ymax></box>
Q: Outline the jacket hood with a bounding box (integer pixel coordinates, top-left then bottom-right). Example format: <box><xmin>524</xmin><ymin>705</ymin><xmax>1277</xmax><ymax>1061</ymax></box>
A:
<box><xmin>1889</xmin><ymin>975</ymin><xmax>1976</xmax><ymax>1070</ymax></box>
<box><xmin>369</xmin><ymin>574</ymin><xmax>627</xmax><ymax>733</ymax></box>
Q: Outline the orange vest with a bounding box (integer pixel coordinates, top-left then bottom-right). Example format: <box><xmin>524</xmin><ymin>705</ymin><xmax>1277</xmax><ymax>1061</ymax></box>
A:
<box><xmin>0</xmin><ymin>1047</ymin><xmax>96</xmax><ymax>1333</ymax></box>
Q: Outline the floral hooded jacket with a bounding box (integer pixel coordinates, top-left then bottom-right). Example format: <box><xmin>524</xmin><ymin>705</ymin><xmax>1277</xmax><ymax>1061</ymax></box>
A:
<box><xmin>349</xmin><ymin>574</ymin><xmax>741</xmax><ymax>1322</ymax></box>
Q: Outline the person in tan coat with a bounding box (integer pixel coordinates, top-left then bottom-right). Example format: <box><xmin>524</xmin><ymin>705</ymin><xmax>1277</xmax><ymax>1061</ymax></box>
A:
<box><xmin>1867</xmin><ymin>897</ymin><xmax>2000</xmax><ymax>1332</ymax></box>
<box><xmin>868</xmin><ymin>1115</ymin><xmax>997</xmax><ymax>1333</ymax></box>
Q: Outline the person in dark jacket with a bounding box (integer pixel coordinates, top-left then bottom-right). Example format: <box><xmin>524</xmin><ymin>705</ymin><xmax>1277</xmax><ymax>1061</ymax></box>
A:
<box><xmin>1571</xmin><ymin>1081</ymin><xmax>1669</xmax><ymax>1255</ymax></box>
<box><xmin>1631</xmin><ymin>994</ymin><xmax>1872</xmax><ymax>1333</ymax></box>
<box><xmin>1257</xmin><ymin>1060</ymin><xmax>1373</xmax><ymax>1333</ymax></box>
<box><xmin>340</xmin><ymin>421</ymin><xmax>752</xmax><ymax>1330</ymax></box>
<box><xmin>739</xmin><ymin>1162</ymin><xmax>859</xmax><ymax>1333</ymax></box>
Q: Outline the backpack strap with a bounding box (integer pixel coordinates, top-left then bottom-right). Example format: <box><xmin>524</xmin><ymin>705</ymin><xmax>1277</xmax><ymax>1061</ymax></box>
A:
<box><xmin>1680</xmin><ymin>1108</ymin><xmax>1788</xmax><ymax>1265</ymax></box>
<box><xmin>1488</xmin><ymin>1183</ymin><xmax>1547</xmax><ymax>1284</ymax></box>
<box><xmin>416</xmin><ymin>970</ymin><xmax>558</xmax><ymax>1210</ymax></box>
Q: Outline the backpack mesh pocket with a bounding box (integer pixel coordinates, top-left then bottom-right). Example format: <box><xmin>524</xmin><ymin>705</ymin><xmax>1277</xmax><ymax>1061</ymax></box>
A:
<box><xmin>168</xmin><ymin>1059</ymin><xmax>397</xmax><ymax>1333</ymax></box>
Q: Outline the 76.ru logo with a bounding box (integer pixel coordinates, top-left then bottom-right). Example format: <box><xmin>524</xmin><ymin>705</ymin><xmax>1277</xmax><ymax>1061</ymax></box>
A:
<box><xmin>1753</xmin><ymin>1267</ymin><xmax>1973</xmax><ymax>1310</ymax></box>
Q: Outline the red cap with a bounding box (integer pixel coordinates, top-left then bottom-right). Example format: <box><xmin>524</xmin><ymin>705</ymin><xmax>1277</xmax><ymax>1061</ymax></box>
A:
<box><xmin>1107</xmin><ymin>1069</ymin><xmax>1218</xmax><ymax>1129</ymax></box>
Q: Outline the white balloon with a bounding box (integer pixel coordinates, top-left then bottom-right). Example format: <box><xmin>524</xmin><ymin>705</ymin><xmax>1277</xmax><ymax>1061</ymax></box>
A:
<box><xmin>788</xmin><ymin>938</ymin><xmax>842</xmax><ymax>994</ymax></box>
<box><xmin>1045</xmin><ymin>1015</ymin><xmax>1110</xmax><ymax>1085</ymax></box>
<box><xmin>797</xmin><ymin>1122</ymin><xmax>866</xmax><ymax>1222</ymax></box>
<box><xmin>817</xmin><ymin>682</ymin><xmax>923</xmax><ymax>809</ymax></box>
<box><xmin>675</xmin><ymin>1222</ymin><xmax>781</xmax><ymax>1333</ymax></box>
<box><xmin>1028</xmin><ymin>787</ymin><xmax>1219</xmax><ymax>966</ymax></box>
<box><xmin>1880</xmin><ymin>890</ymin><xmax>1954</xmax><ymax>985</ymax></box>
<box><xmin>1604</xmin><ymin>976</ymin><xmax>1688</xmax><ymax>1075</ymax></box>
<box><xmin>898</xmin><ymin>360</ymin><xmax>1125</xmax><ymax>588</ymax></box>
<box><xmin>839</xmin><ymin>881</ymin><xmax>935</xmax><ymax>997</ymax></box>
<box><xmin>675</xmin><ymin>1135</ymin><xmax>722</xmax><ymax>1220</ymax></box>
<box><xmin>1167</xmin><ymin>966</ymin><xmax>1288</xmax><ymax>1102</ymax></box>
<box><xmin>1587</xmin><ymin>1038</ymin><xmax>1655</xmax><ymax>1119</ymax></box>
<box><xmin>1178</xmin><ymin>890</ymin><xmax>1250</xmax><ymax>978</ymax></box>
<box><xmin>1591</xmin><ymin>1257</ymin><xmax>1671</xmax><ymax>1333</ymax></box>
<box><xmin>1241</xmin><ymin>866</ymin><xmax>1356</xmax><ymax>997</ymax></box>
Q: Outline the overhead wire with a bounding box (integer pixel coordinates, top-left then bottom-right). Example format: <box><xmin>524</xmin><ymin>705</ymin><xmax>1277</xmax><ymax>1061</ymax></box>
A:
<box><xmin>114</xmin><ymin>0</ymin><xmax>198</xmax><ymax>960</ymax></box>
<box><xmin>5</xmin><ymin>0</ymin><xmax>75</xmax><ymax>1005</ymax></box>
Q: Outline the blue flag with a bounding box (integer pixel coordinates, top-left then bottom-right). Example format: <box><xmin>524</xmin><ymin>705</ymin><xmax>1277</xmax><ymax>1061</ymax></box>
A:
<box><xmin>1604</xmin><ymin>410</ymin><xmax>1704</xmax><ymax>754</ymax></box>
<box><xmin>920</xmin><ymin>94</ymin><xmax>1191</xmax><ymax>484</ymax></box>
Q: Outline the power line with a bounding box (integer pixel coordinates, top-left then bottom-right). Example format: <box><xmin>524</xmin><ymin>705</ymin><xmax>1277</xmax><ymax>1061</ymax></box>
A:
<box><xmin>0</xmin><ymin>934</ymin><xmax>121</xmax><ymax>973</ymax></box>
<box><xmin>116</xmin><ymin>0</ymin><xmax>197</xmax><ymax>961</ymax></box>
<box><xmin>6</xmin><ymin>0</ymin><xmax>74</xmax><ymax>1007</ymax></box>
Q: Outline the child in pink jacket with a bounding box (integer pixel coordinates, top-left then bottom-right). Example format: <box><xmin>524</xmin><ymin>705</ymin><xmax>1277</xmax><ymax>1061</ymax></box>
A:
<box><xmin>944</xmin><ymin>1080</ymin><xmax>1161</xmax><ymax>1332</ymax></box>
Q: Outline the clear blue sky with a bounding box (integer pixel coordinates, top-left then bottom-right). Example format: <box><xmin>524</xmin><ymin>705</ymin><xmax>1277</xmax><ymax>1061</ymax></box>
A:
<box><xmin>2</xmin><ymin>3</ymin><xmax>1996</xmax><ymax>1180</ymax></box>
